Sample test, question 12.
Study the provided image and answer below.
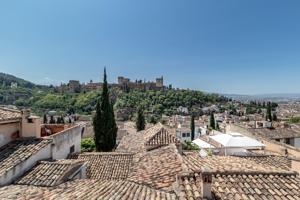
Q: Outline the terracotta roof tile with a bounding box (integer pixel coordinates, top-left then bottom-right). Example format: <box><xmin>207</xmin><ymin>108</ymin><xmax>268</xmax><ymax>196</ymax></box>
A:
<box><xmin>0</xmin><ymin>139</ymin><xmax>52</xmax><ymax>177</ymax></box>
<box><xmin>178</xmin><ymin>172</ymin><xmax>300</xmax><ymax>200</ymax></box>
<box><xmin>182</xmin><ymin>152</ymin><xmax>290</xmax><ymax>174</ymax></box>
<box><xmin>0</xmin><ymin>108</ymin><xmax>21</xmax><ymax>122</ymax></box>
<box><xmin>249</xmin><ymin>128</ymin><xmax>300</xmax><ymax>139</ymax></box>
<box><xmin>213</xmin><ymin>173</ymin><xmax>300</xmax><ymax>200</ymax></box>
<box><xmin>0</xmin><ymin>179</ymin><xmax>177</xmax><ymax>200</ymax></box>
<box><xmin>70</xmin><ymin>152</ymin><xmax>134</xmax><ymax>180</ymax></box>
<box><xmin>128</xmin><ymin>144</ymin><xmax>185</xmax><ymax>191</ymax></box>
<box><xmin>15</xmin><ymin>160</ymin><xmax>85</xmax><ymax>187</ymax></box>
<box><xmin>116</xmin><ymin>132</ymin><xmax>146</xmax><ymax>153</ymax></box>
<box><xmin>236</xmin><ymin>155</ymin><xmax>291</xmax><ymax>171</ymax></box>
<box><xmin>116</xmin><ymin>123</ymin><xmax>181</xmax><ymax>153</ymax></box>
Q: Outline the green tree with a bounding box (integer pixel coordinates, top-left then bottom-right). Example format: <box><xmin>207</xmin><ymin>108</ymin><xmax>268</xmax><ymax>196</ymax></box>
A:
<box><xmin>60</xmin><ymin>116</ymin><xmax>65</xmax><ymax>124</ymax></box>
<box><xmin>56</xmin><ymin>117</ymin><xmax>61</xmax><ymax>124</ymax></box>
<box><xmin>93</xmin><ymin>68</ymin><xmax>118</xmax><ymax>152</ymax></box>
<box><xmin>49</xmin><ymin>115</ymin><xmax>55</xmax><ymax>124</ymax></box>
<box><xmin>267</xmin><ymin>102</ymin><xmax>273</xmax><ymax>121</ymax></box>
<box><xmin>210</xmin><ymin>112</ymin><xmax>216</xmax><ymax>130</ymax></box>
<box><xmin>136</xmin><ymin>107</ymin><xmax>146</xmax><ymax>131</ymax></box>
<box><xmin>190</xmin><ymin>115</ymin><xmax>195</xmax><ymax>141</ymax></box>
<box><xmin>43</xmin><ymin>114</ymin><xmax>47</xmax><ymax>124</ymax></box>
<box><xmin>149</xmin><ymin>115</ymin><xmax>157</xmax><ymax>124</ymax></box>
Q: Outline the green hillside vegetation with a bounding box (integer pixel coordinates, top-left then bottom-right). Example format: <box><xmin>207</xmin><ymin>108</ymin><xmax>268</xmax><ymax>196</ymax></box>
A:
<box><xmin>115</xmin><ymin>89</ymin><xmax>229</xmax><ymax>118</ymax></box>
<box><xmin>0</xmin><ymin>72</ymin><xmax>35</xmax><ymax>88</ymax></box>
<box><xmin>1</xmin><ymin>72</ymin><xmax>229</xmax><ymax>118</ymax></box>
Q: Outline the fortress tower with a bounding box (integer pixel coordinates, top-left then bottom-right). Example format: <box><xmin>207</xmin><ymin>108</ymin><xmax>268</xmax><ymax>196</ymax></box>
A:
<box><xmin>156</xmin><ymin>76</ymin><xmax>164</xmax><ymax>88</ymax></box>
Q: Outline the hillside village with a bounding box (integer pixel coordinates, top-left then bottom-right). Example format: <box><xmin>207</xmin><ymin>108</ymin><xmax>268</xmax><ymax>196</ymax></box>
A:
<box><xmin>1</xmin><ymin>87</ymin><xmax>300</xmax><ymax>200</ymax></box>
<box><xmin>2</xmin><ymin>0</ymin><xmax>300</xmax><ymax>199</ymax></box>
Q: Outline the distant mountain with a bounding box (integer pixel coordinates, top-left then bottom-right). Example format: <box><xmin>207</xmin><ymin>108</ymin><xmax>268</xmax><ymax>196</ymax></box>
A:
<box><xmin>0</xmin><ymin>72</ymin><xmax>36</xmax><ymax>88</ymax></box>
<box><xmin>224</xmin><ymin>93</ymin><xmax>300</xmax><ymax>102</ymax></box>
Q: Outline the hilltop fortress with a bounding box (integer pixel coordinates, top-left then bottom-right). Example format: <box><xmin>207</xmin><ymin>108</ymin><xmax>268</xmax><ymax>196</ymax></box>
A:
<box><xmin>56</xmin><ymin>76</ymin><xmax>165</xmax><ymax>93</ymax></box>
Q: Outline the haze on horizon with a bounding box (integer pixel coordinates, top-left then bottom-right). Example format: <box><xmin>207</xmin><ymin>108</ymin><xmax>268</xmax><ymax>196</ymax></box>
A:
<box><xmin>1</xmin><ymin>0</ymin><xmax>300</xmax><ymax>95</ymax></box>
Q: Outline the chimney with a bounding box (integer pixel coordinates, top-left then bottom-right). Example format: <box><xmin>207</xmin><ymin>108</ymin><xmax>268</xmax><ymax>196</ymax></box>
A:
<box><xmin>21</xmin><ymin>109</ymin><xmax>42</xmax><ymax>138</ymax></box>
<box><xmin>200</xmin><ymin>167</ymin><xmax>213</xmax><ymax>199</ymax></box>
<box><xmin>22</xmin><ymin>109</ymin><xmax>31</xmax><ymax>119</ymax></box>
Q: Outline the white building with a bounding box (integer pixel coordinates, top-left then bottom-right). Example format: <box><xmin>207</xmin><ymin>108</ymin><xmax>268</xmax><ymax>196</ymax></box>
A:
<box><xmin>176</xmin><ymin>125</ymin><xmax>203</xmax><ymax>142</ymax></box>
<box><xmin>208</xmin><ymin>132</ymin><xmax>265</xmax><ymax>156</ymax></box>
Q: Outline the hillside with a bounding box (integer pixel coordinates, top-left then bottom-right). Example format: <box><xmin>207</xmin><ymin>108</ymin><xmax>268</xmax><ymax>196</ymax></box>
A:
<box><xmin>0</xmin><ymin>72</ymin><xmax>230</xmax><ymax>118</ymax></box>
<box><xmin>0</xmin><ymin>72</ymin><xmax>51</xmax><ymax>105</ymax></box>
<box><xmin>0</xmin><ymin>72</ymin><xmax>36</xmax><ymax>88</ymax></box>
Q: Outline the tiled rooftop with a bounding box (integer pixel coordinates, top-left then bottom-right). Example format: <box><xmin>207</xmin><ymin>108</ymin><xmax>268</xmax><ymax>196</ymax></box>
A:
<box><xmin>0</xmin><ymin>139</ymin><xmax>52</xmax><ymax>177</ymax></box>
<box><xmin>116</xmin><ymin>123</ymin><xmax>181</xmax><ymax>153</ymax></box>
<box><xmin>0</xmin><ymin>179</ymin><xmax>177</xmax><ymax>200</ymax></box>
<box><xmin>237</xmin><ymin>155</ymin><xmax>292</xmax><ymax>171</ymax></box>
<box><xmin>213</xmin><ymin>173</ymin><xmax>300</xmax><ymax>200</ymax></box>
<box><xmin>178</xmin><ymin>172</ymin><xmax>300</xmax><ymax>200</ymax></box>
<box><xmin>145</xmin><ymin>125</ymin><xmax>181</xmax><ymax>151</ymax></box>
<box><xmin>15</xmin><ymin>160</ymin><xmax>85</xmax><ymax>187</ymax></box>
<box><xmin>116</xmin><ymin>132</ymin><xmax>146</xmax><ymax>153</ymax></box>
<box><xmin>0</xmin><ymin>108</ymin><xmax>21</xmax><ymax>122</ymax></box>
<box><xmin>128</xmin><ymin>144</ymin><xmax>185</xmax><ymax>191</ymax></box>
<box><xmin>182</xmin><ymin>152</ymin><xmax>292</xmax><ymax>174</ymax></box>
<box><xmin>69</xmin><ymin>152</ymin><xmax>134</xmax><ymax>180</ymax></box>
<box><xmin>249</xmin><ymin>127</ymin><xmax>300</xmax><ymax>139</ymax></box>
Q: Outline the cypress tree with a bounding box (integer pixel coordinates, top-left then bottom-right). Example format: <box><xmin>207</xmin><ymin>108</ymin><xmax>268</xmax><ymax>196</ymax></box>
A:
<box><xmin>93</xmin><ymin>68</ymin><xmax>118</xmax><ymax>152</ymax></box>
<box><xmin>136</xmin><ymin>107</ymin><xmax>146</xmax><ymax>131</ymax></box>
<box><xmin>50</xmin><ymin>115</ymin><xmax>55</xmax><ymax>124</ymax></box>
<box><xmin>210</xmin><ymin>112</ymin><xmax>216</xmax><ymax>130</ymax></box>
<box><xmin>60</xmin><ymin>117</ymin><xmax>64</xmax><ymax>124</ymax></box>
<box><xmin>267</xmin><ymin>102</ymin><xmax>273</xmax><ymax>121</ymax></box>
<box><xmin>190</xmin><ymin>115</ymin><xmax>195</xmax><ymax>141</ymax></box>
<box><xmin>43</xmin><ymin>114</ymin><xmax>47</xmax><ymax>124</ymax></box>
<box><xmin>56</xmin><ymin>117</ymin><xmax>60</xmax><ymax>124</ymax></box>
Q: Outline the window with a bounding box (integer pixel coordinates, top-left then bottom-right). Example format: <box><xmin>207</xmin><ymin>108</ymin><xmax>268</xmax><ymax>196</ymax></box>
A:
<box><xmin>186</xmin><ymin>133</ymin><xmax>190</xmax><ymax>137</ymax></box>
<box><xmin>182</xmin><ymin>133</ymin><xmax>186</xmax><ymax>137</ymax></box>
<box><xmin>70</xmin><ymin>145</ymin><xmax>75</xmax><ymax>154</ymax></box>
<box><xmin>81</xmin><ymin>127</ymin><xmax>85</xmax><ymax>137</ymax></box>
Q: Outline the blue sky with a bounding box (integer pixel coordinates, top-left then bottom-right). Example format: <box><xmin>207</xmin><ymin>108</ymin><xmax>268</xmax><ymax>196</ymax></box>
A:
<box><xmin>0</xmin><ymin>0</ymin><xmax>300</xmax><ymax>95</ymax></box>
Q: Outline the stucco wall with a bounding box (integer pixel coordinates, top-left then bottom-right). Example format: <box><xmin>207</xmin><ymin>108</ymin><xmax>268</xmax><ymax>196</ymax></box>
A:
<box><xmin>50</xmin><ymin>125</ymin><xmax>82</xmax><ymax>160</ymax></box>
<box><xmin>294</xmin><ymin>138</ymin><xmax>300</xmax><ymax>149</ymax></box>
<box><xmin>0</xmin><ymin>122</ymin><xmax>20</xmax><ymax>147</ymax></box>
<box><xmin>291</xmin><ymin>159</ymin><xmax>300</xmax><ymax>174</ymax></box>
<box><xmin>21</xmin><ymin>117</ymin><xmax>41</xmax><ymax>138</ymax></box>
<box><xmin>0</xmin><ymin>143</ymin><xmax>52</xmax><ymax>186</ymax></box>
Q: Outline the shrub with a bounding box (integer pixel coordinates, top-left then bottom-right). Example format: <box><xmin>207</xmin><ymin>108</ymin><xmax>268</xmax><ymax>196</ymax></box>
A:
<box><xmin>183</xmin><ymin>141</ymin><xmax>200</xmax><ymax>151</ymax></box>
<box><xmin>81</xmin><ymin>138</ymin><xmax>96</xmax><ymax>152</ymax></box>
